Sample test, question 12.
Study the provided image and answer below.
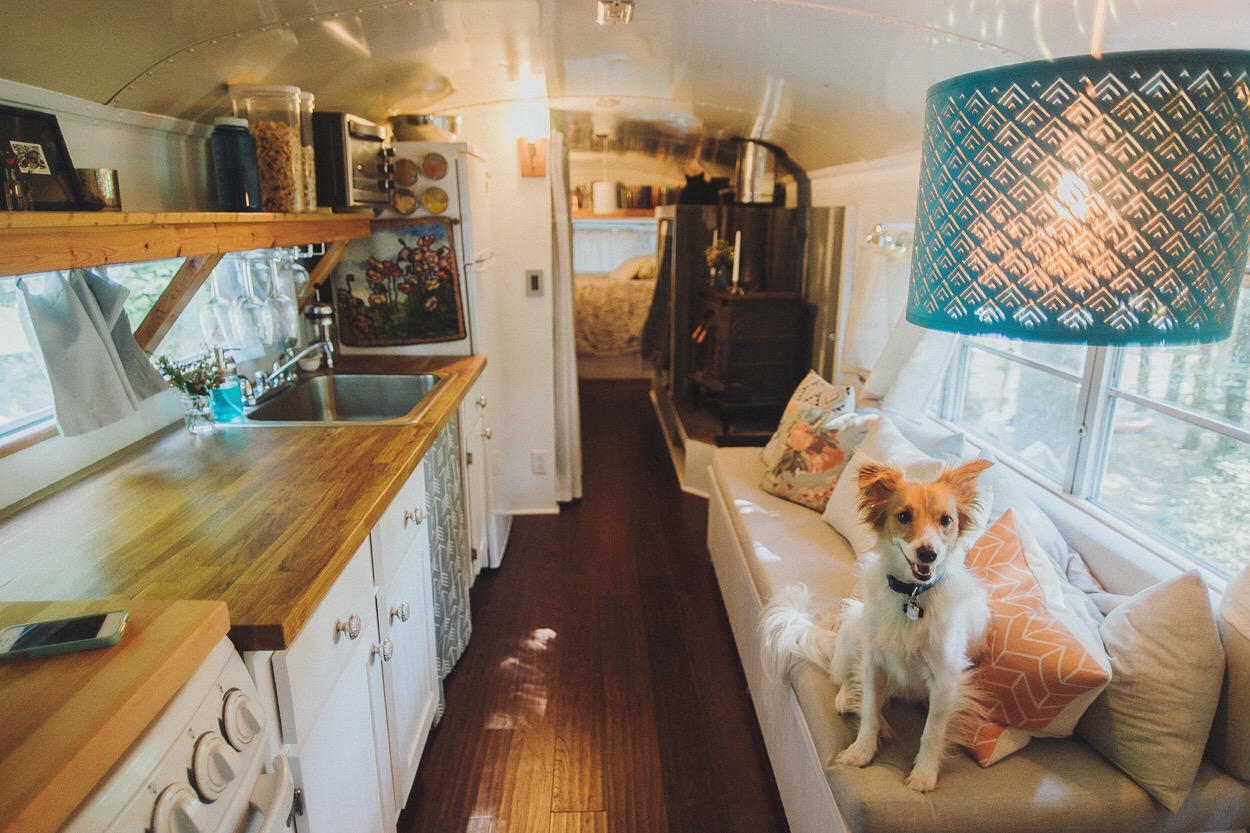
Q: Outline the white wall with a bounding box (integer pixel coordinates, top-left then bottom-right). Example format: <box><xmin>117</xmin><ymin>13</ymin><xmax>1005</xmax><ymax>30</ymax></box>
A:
<box><xmin>807</xmin><ymin>151</ymin><xmax>922</xmax><ymax>383</ymax></box>
<box><xmin>0</xmin><ymin>78</ymin><xmax>212</xmax><ymax>212</ymax></box>
<box><xmin>458</xmin><ymin>103</ymin><xmax>559</xmax><ymax>515</ymax></box>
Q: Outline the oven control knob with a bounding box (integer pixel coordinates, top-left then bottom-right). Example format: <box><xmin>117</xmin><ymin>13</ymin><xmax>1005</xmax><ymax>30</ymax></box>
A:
<box><xmin>191</xmin><ymin>731</ymin><xmax>241</xmax><ymax>802</ymax></box>
<box><xmin>152</xmin><ymin>784</ymin><xmax>207</xmax><ymax>833</ymax></box>
<box><xmin>221</xmin><ymin>688</ymin><xmax>266</xmax><ymax>750</ymax></box>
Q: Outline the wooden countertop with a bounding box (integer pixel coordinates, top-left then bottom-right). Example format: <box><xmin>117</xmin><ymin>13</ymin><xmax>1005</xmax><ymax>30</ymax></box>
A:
<box><xmin>0</xmin><ymin>354</ymin><xmax>484</xmax><ymax>652</ymax></box>
<box><xmin>0</xmin><ymin>598</ymin><xmax>229</xmax><ymax>833</ymax></box>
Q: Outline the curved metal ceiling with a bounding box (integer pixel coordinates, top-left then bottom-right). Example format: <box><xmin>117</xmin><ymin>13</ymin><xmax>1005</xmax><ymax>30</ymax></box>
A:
<box><xmin>0</xmin><ymin>0</ymin><xmax>1246</xmax><ymax>171</ymax></box>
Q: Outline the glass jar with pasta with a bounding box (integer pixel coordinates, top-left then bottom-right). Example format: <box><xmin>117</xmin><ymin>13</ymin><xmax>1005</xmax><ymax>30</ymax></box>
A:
<box><xmin>227</xmin><ymin>84</ymin><xmax>305</xmax><ymax>213</ymax></box>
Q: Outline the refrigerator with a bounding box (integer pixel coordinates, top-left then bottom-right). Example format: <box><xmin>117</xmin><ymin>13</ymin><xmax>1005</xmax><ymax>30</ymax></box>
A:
<box><xmin>338</xmin><ymin>141</ymin><xmax>494</xmax><ymax>357</ymax></box>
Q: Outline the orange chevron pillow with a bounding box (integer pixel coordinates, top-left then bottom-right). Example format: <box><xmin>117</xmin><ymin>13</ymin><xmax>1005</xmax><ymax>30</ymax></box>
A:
<box><xmin>962</xmin><ymin>509</ymin><xmax>1111</xmax><ymax>766</ymax></box>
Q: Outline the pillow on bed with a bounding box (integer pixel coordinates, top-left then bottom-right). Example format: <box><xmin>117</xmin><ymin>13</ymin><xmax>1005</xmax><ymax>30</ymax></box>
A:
<box><xmin>607</xmin><ymin>254</ymin><xmax>655</xmax><ymax>282</ymax></box>
<box><xmin>760</xmin><ymin>407</ymin><xmax>876</xmax><ymax>511</ymax></box>
<box><xmin>962</xmin><ymin>510</ymin><xmax>1112</xmax><ymax>767</ymax></box>
<box><xmin>761</xmin><ymin>372</ymin><xmax>856</xmax><ymax>468</ymax></box>
<box><xmin>1076</xmin><ymin>571</ymin><xmax>1224</xmax><ymax>812</ymax></box>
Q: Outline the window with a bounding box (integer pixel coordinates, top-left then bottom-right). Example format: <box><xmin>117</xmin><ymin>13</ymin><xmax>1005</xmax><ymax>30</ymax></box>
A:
<box><xmin>0</xmin><ymin>259</ymin><xmax>188</xmax><ymax>440</ymax></box>
<box><xmin>938</xmin><ymin>275</ymin><xmax>1250</xmax><ymax>578</ymax></box>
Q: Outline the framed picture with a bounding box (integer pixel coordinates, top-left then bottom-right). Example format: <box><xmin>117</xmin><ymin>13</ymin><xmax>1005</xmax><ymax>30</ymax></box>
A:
<box><xmin>0</xmin><ymin>104</ymin><xmax>89</xmax><ymax>210</ymax></box>
<box><xmin>331</xmin><ymin>217</ymin><xmax>467</xmax><ymax>346</ymax></box>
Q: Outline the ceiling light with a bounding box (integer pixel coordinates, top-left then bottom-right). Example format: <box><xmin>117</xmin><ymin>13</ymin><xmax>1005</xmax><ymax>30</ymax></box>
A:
<box><xmin>596</xmin><ymin>0</ymin><xmax>634</xmax><ymax>25</ymax></box>
<box><xmin>907</xmin><ymin>49</ymin><xmax>1250</xmax><ymax>345</ymax></box>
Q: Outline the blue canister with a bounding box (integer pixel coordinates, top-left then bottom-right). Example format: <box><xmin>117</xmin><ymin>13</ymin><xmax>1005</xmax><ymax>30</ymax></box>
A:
<box><xmin>210</xmin><ymin>117</ymin><xmax>262</xmax><ymax>212</ymax></box>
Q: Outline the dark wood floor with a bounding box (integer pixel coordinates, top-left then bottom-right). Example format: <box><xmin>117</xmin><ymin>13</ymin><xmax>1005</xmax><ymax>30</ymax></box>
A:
<box><xmin>398</xmin><ymin>379</ymin><xmax>789</xmax><ymax>833</ymax></box>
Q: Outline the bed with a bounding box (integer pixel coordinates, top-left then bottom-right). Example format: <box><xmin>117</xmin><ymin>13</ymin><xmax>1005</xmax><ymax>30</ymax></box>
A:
<box><xmin>574</xmin><ymin>255</ymin><xmax>657</xmax><ymax>357</ymax></box>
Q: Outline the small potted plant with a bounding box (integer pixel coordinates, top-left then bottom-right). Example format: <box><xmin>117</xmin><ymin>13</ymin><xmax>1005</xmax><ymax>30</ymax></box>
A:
<box><xmin>705</xmin><ymin>239</ymin><xmax>735</xmax><ymax>290</ymax></box>
<box><xmin>156</xmin><ymin>353</ymin><xmax>222</xmax><ymax>435</ymax></box>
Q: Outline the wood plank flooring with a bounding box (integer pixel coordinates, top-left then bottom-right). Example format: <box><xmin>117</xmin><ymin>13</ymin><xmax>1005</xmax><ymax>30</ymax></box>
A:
<box><xmin>398</xmin><ymin>379</ymin><xmax>789</xmax><ymax>833</ymax></box>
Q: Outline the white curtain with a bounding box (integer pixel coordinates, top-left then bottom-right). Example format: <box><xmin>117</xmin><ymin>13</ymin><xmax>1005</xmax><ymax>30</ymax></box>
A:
<box><xmin>841</xmin><ymin>240</ymin><xmax>913</xmax><ymax>378</ymax></box>
<box><xmin>17</xmin><ymin>269</ymin><xmax>168</xmax><ymax>437</ymax></box>
<box><xmin>572</xmin><ymin>223</ymin><xmax>657</xmax><ymax>273</ymax></box>
<box><xmin>550</xmin><ymin>130</ymin><xmax>584</xmax><ymax>502</ymax></box>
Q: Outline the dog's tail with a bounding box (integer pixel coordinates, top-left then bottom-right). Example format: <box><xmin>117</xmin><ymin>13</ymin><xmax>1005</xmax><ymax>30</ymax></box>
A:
<box><xmin>760</xmin><ymin>584</ymin><xmax>841</xmax><ymax>683</ymax></box>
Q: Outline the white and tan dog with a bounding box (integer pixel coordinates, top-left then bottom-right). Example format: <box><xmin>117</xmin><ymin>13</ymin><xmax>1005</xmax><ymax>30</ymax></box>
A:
<box><xmin>764</xmin><ymin>458</ymin><xmax>993</xmax><ymax>792</ymax></box>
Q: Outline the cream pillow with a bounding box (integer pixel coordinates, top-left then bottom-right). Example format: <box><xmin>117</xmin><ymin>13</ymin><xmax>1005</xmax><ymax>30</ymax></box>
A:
<box><xmin>761</xmin><ymin>372</ymin><xmax>855</xmax><ymax>468</ymax></box>
<box><xmin>1076</xmin><ymin>570</ymin><xmax>1225</xmax><ymax>812</ymax></box>
<box><xmin>820</xmin><ymin>416</ymin><xmax>943</xmax><ymax>554</ymax></box>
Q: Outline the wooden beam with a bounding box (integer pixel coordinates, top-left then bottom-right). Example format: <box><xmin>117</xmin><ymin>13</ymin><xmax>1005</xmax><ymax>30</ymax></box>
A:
<box><xmin>134</xmin><ymin>253</ymin><xmax>223</xmax><ymax>352</ymax></box>
<box><xmin>303</xmin><ymin>238</ymin><xmax>352</xmax><ymax>307</ymax></box>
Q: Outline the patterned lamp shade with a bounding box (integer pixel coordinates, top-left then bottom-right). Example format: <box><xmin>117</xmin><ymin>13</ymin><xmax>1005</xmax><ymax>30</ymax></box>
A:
<box><xmin>908</xmin><ymin>50</ymin><xmax>1250</xmax><ymax>345</ymax></box>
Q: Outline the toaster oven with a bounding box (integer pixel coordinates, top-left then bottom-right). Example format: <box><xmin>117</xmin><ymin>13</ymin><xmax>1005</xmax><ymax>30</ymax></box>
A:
<box><xmin>311</xmin><ymin>111</ymin><xmax>393</xmax><ymax>209</ymax></box>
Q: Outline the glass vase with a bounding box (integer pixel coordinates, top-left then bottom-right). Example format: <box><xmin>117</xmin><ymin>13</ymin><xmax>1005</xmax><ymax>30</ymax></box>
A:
<box><xmin>709</xmin><ymin>263</ymin><xmax>732</xmax><ymax>290</ymax></box>
<box><xmin>181</xmin><ymin>392</ymin><xmax>215</xmax><ymax>436</ymax></box>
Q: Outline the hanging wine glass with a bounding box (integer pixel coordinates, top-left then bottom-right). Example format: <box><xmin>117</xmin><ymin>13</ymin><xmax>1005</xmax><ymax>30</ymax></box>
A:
<box><xmin>259</xmin><ymin>250</ymin><xmax>300</xmax><ymax>346</ymax></box>
<box><xmin>231</xmin><ymin>251</ymin><xmax>279</xmax><ymax>348</ymax></box>
<box><xmin>277</xmin><ymin>247</ymin><xmax>311</xmax><ymax>302</ymax></box>
<box><xmin>198</xmin><ymin>258</ymin><xmax>243</xmax><ymax>347</ymax></box>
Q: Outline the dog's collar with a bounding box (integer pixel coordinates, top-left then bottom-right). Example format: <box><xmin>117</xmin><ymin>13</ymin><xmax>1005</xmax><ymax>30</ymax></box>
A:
<box><xmin>887</xmin><ymin>573</ymin><xmax>943</xmax><ymax>621</ymax></box>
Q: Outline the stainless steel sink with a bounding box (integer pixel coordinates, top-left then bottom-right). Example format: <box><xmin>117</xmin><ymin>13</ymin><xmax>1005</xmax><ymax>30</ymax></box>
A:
<box><xmin>241</xmin><ymin>372</ymin><xmax>450</xmax><ymax>425</ymax></box>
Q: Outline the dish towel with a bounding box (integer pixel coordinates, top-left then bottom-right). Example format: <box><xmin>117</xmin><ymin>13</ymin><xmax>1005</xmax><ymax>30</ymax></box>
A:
<box><xmin>16</xmin><ymin>269</ymin><xmax>168</xmax><ymax>436</ymax></box>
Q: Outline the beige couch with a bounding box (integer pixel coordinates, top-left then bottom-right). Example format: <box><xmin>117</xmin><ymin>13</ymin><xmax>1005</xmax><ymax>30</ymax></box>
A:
<box><xmin>706</xmin><ymin>437</ymin><xmax>1250</xmax><ymax>833</ymax></box>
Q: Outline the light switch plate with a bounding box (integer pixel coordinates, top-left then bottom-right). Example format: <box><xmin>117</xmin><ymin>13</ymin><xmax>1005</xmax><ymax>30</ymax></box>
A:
<box><xmin>525</xmin><ymin>269</ymin><xmax>543</xmax><ymax>296</ymax></box>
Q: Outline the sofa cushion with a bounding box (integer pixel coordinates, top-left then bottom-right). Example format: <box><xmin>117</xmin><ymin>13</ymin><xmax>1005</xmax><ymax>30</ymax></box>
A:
<box><xmin>761</xmin><ymin>371</ymin><xmax>855</xmax><ymax>468</ymax></box>
<box><xmin>964</xmin><ymin>510</ymin><xmax>1111</xmax><ymax>766</ymax></box>
<box><xmin>1077</xmin><ymin>571</ymin><xmax>1224</xmax><ymax>811</ymax></box>
<box><xmin>1209</xmin><ymin>562</ymin><xmax>1250</xmax><ymax>783</ymax></box>
<box><xmin>760</xmin><ymin>408</ymin><xmax>875</xmax><ymax>511</ymax></box>
<box><xmin>711</xmin><ymin>447</ymin><xmax>859</xmax><ymax>604</ymax></box>
<box><xmin>790</xmin><ymin>662</ymin><xmax>1250</xmax><ymax>833</ymax></box>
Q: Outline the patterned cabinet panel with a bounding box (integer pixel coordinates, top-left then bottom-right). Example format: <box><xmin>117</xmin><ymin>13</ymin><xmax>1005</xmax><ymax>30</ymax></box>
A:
<box><xmin>425</xmin><ymin>417</ymin><xmax>473</xmax><ymax>681</ymax></box>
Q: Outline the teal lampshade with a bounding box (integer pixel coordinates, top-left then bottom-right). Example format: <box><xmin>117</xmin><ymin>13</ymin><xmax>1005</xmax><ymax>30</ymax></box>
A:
<box><xmin>907</xmin><ymin>50</ymin><xmax>1250</xmax><ymax>345</ymax></box>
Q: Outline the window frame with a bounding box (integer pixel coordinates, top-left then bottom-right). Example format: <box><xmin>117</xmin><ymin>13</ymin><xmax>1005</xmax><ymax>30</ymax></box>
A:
<box><xmin>937</xmin><ymin>272</ymin><xmax>1250</xmax><ymax>583</ymax></box>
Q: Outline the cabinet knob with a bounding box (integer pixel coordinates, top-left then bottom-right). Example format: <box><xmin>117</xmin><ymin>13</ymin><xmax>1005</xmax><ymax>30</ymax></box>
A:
<box><xmin>336</xmin><ymin>614</ymin><xmax>362</xmax><ymax>641</ymax></box>
<box><xmin>476</xmin><ymin>395</ymin><xmax>487</xmax><ymax>408</ymax></box>
<box><xmin>403</xmin><ymin>506</ymin><xmax>424</xmax><ymax>527</ymax></box>
<box><xmin>372</xmin><ymin>638</ymin><xmax>394</xmax><ymax>662</ymax></box>
<box><xmin>390</xmin><ymin>601</ymin><xmax>411</xmax><ymax>623</ymax></box>
<box><xmin>481</xmin><ymin>427</ymin><xmax>492</xmax><ymax>440</ymax></box>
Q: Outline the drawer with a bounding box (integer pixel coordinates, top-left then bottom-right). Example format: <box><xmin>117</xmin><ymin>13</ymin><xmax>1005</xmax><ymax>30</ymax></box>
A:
<box><xmin>271</xmin><ymin>540</ymin><xmax>376</xmax><ymax>745</ymax></box>
<box><xmin>371</xmin><ymin>462</ymin><xmax>428</xmax><ymax>587</ymax></box>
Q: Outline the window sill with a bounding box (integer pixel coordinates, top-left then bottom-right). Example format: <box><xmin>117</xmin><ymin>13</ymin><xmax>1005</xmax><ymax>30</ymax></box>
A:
<box><xmin>0</xmin><ymin>421</ymin><xmax>57</xmax><ymax>460</ymax></box>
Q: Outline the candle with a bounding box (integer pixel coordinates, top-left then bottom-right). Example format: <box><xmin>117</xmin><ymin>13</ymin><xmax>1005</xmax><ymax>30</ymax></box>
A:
<box><xmin>712</xmin><ymin>228</ymin><xmax>719</xmax><ymax>246</ymax></box>
<box><xmin>731</xmin><ymin>230</ymin><xmax>741</xmax><ymax>291</ymax></box>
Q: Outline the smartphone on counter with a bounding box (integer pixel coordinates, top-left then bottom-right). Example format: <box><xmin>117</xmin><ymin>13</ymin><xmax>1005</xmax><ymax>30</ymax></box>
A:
<box><xmin>0</xmin><ymin>609</ymin><xmax>129</xmax><ymax>663</ymax></box>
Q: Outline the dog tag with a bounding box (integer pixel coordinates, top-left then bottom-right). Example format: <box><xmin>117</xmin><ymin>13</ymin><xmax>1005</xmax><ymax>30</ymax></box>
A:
<box><xmin>904</xmin><ymin>597</ymin><xmax>924</xmax><ymax>621</ymax></box>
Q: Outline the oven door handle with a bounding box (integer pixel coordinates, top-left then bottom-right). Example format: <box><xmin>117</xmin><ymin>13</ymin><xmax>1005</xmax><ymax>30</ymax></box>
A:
<box><xmin>248</xmin><ymin>754</ymin><xmax>295</xmax><ymax>833</ymax></box>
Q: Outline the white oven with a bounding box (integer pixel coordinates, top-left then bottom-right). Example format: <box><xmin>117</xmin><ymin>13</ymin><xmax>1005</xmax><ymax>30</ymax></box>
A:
<box><xmin>60</xmin><ymin>638</ymin><xmax>293</xmax><ymax>833</ymax></box>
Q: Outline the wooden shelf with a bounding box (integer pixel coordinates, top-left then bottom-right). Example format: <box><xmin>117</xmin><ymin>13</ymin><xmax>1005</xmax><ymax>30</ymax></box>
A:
<box><xmin>0</xmin><ymin>211</ymin><xmax>372</xmax><ymax>278</ymax></box>
<box><xmin>570</xmin><ymin>209</ymin><xmax>658</xmax><ymax>220</ymax></box>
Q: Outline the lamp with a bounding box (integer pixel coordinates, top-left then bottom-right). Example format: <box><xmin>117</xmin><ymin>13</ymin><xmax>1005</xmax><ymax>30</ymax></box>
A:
<box><xmin>907</xmin><ymin>49</ymin><xmax>1250</xmax><ymax>345</ymax></box>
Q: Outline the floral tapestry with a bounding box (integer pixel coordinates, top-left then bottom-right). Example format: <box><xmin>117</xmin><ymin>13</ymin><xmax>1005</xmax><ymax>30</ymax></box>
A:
<box><xmin>332</xmin><ymin>218</ymin><xmax>467</xmax><ymax>346</ymax></box>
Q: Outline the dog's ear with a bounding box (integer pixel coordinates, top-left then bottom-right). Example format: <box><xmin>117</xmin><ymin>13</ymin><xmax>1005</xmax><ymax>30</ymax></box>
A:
<box><xmin>857</xmin><ymin>462</ymin><xmax>905</xmax><ymax>529</ymax></box>
<box><xmin>939</xmin><ymin>458</ymin><xmax>993</xmax><ymax>529</ymax></box>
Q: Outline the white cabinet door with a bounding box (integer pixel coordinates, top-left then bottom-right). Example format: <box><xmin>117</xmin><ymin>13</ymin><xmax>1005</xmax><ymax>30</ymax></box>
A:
<box><xmin>460</xmin><ymin>386</ymin><xmax>493</xmax><ymax>572</ymax></box>
<box><xmin>288</xmin><ymin>618</ymin><xmax>390</xmax><ymax>833</ymax></box>
<box><xmin>376</xmin><ymin>532</ymin><xmax>439</xmax><ymax>808</ymax></box>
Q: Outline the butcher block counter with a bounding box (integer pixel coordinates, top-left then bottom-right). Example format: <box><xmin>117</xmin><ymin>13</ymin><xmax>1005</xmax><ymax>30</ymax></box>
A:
<box><xmin>0</xmin><ymin>353</ymin><xmax>485</xmax><ymax>652</ymax></box>
<box><xmin>0</xmin><ymin>598</ymin><xmax>229</xmax><ymax>833</ymax></box>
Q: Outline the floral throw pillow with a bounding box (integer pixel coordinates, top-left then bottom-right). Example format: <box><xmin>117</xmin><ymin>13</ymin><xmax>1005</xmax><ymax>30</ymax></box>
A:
<box><xmin>760</xmin><ymin>405</ymin><xmax>876</xmax><ymax>511</ymax></box>
<box><xmin>761</xmin><ymin>372</ymin><xmax>855</xmax><ymax>469</ymax></box>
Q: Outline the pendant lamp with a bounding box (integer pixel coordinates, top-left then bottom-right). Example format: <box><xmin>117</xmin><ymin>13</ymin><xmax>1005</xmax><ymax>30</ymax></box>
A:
<box><xmin>907</xmin><ymin>50</ymin><xmax>1250</xmax><ymax>345</ymax></box>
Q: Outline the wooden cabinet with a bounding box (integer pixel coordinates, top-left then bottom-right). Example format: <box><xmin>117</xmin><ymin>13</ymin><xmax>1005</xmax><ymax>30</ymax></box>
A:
<box><xmin>258</xmin><ymin>460</ymin><xmax>440</xmax><ymax>833</ymax></box>
<box><xmin>690</xmin><ymin>290</ymin><xmax>808</xmax><ymax>430</ymax></box>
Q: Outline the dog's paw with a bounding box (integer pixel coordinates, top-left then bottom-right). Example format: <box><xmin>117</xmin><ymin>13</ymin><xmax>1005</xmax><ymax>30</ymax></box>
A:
<box><xmin>834</xmin><ymin>685</ymin><xmax>860</xmax><ymax>715</ymax></box>
<box><xmin>904</xmin><ymin>766</ymin><xmax>939</xmax><ymax>793</ymax></box>
<box><xmin>836</xmin><ymin>741</ymin><xmax>876</xmax><ymax>768</ymax></box>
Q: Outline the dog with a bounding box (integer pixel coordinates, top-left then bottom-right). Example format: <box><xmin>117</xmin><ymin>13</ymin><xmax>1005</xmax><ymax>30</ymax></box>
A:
<box><xmin>763</xmin><ymin>457</ymin><xmax>993</xmax><ymax>792</ymax></box>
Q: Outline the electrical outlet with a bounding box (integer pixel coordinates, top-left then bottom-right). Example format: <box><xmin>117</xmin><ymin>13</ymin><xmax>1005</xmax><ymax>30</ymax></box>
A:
<box><xmin>525</xmin><ymin>269</ymin><xmax>544</xmax><ymax>296</ymax></box>
<box><xmin>531</xmin><ymin>450</ymin><xmax>549</xmax><ymax>475</ymax></box>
